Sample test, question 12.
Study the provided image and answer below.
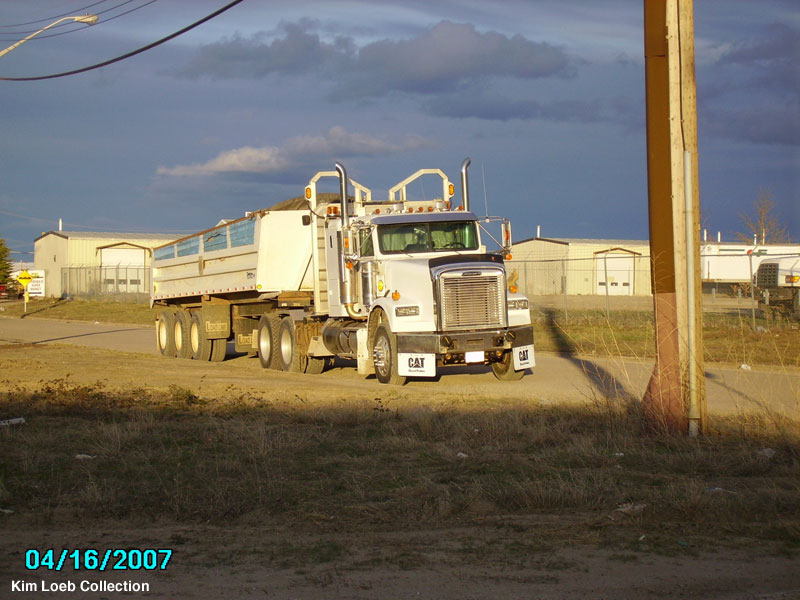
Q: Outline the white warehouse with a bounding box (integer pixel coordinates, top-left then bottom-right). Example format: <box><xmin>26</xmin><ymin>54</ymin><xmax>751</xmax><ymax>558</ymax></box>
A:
<box><xmin>34</xmin><ymin>230</ymin><xmax>180</xmax><ymax>297</ymax></box>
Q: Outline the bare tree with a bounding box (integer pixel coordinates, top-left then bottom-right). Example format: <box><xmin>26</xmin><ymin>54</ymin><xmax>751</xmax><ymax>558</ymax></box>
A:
<box><xmin>736</xmin><ymin>190</ymin><xmax>790</xmax><ymax>245</ymax></box>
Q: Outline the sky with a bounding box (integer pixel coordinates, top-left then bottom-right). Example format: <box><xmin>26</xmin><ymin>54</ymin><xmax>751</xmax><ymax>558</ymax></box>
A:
<box><xmin>1</xmin><ymin>0</ymin><xmax>798</xmax><ymax>261</ymax></box>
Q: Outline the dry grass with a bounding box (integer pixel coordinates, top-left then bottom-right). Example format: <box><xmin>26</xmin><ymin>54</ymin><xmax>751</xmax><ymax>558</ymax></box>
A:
<box><xmin>1</xmin><ymin>381</ymin><xmax>797</xmax><ymax>553</ymax></box>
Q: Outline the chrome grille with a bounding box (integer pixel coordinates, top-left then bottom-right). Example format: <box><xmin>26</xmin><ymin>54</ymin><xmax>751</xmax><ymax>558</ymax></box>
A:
<box><xmin>757</xmin><ymin>263</ymin><xmax>778</xmax><ymax>287</ymax></box>
<box><xmin>439</xmin><ymin>269</ymin><xmax>506</xmax><ymax>330</ymax></box>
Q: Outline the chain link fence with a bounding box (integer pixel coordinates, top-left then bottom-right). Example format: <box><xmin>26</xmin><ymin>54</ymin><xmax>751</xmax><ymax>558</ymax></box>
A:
<box><xmin>61</xmin><ymin>265</ymin><xmax>150</xmax><ymax>302</ymax></box>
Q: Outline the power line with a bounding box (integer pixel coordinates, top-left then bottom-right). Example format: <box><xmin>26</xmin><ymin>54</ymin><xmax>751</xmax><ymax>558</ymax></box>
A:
<box><xmin>0</xmin><ymin>0</ymin><xmax>245</xmax><ymax>82</ymax></box>
<box><xmin>0</xmin><ymin>0</ymin><xmax>156</xmax><ymax>40</ymax></box>
<box><xmin>0</xmin><ymin>0</ymin><xmax>112</xmax><ymax>28</ymax></box>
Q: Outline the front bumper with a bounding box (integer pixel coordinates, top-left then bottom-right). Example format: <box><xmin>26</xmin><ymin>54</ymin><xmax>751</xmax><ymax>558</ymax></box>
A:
<box><xmin>395</xmin><ymin>324</ymin><xmax>534</xmax><ymax>355</ymax></box>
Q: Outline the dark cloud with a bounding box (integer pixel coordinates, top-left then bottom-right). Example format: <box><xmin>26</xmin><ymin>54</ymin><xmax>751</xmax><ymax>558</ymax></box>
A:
<box><xmin>702</xmin><ymin>102</ymin><xmax>800</xmax><ymax>147</ymax></box>
<box><xmin>424</xmin><ymin>90</ymin><xmax>601</xmax><ymax>122</ymax></box>
<box><xmin>176</xmin><ymin>20</ymin><xmax>573</xmax><ymax>100</ymax></box>
<box><xmin>717</xmin><ymin>23</ymin><xmax>800</xmax><ymax>96</ymax></box>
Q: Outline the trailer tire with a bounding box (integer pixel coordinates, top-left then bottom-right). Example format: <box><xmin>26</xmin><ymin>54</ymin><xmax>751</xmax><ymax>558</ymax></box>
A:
<box><xmin>276</xmin><ymin>317</ymin><xmax>304</xmax><ymax>373</ymax></box>
<box><xmin>210</xmin><ymin>338</ymin><xmax>227</xmax><ymax>362</ymax></box>
<box><xmin>305</xmin><ymin>356</ymin><xmax>326</xmax><ymax>374</ymax></box>
<box><xmin>491</xmin><ymin>350</ymin><xmax>525</xmax><ymax>381</ymax></box>
<box><xmin>190</xmin><ymin>311</ymin><xmax>213</xmax><ymax>361</ymax></box>
<box><xmin>174</xmin><ymin>309</ymin><xmax>192</xmax><ymax>359</ymax></box>
<box><xmin>372</xmin><ymin>323</ymin><xmax>406</xmax><ymax>386</ymax></box>
<box><xmin>156</xmin><ymin>310</ymin><xmax>177</xmax><ymax>357</ymax></box>
<box><xmin>257</xmin><ymin>313</ymin><xmax>281</xmax><ymax>369</ymax></box>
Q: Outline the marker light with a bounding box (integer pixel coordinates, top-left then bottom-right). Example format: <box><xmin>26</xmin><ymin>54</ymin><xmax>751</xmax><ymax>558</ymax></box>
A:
<box><xmin>448</xmin><ymin>183</ymin><xmax>455</xmax><ymax>197</ymax></box>
<box><xmin>786</xmin><ymin>275</ymin><xmax>800</xmax><ymax>284</ymax></box>
<box><xmin>505</xmin><ymin>253</ymin><xmax>512</xmax><ymax>260</ymax></box>
<box><xmin>392</xmin><ymin>291</ymin><xmax>400</xmax><ymax>301</ymax></box>
<box><xmin>509</xmin><ymin>285</ymin><xmax>518</xmax><ymax>294</ymax></box>
<box><xmin>305</xmin><ymin>186</ymin><xmax>312</xmax><ymax>200</ymax></box>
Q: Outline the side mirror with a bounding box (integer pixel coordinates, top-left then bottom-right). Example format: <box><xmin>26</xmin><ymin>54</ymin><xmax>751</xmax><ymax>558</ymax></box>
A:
<box><xmin>302</xmin><ymin>215</ymin><xmax>311</xmax><ymax>226</ymax></box>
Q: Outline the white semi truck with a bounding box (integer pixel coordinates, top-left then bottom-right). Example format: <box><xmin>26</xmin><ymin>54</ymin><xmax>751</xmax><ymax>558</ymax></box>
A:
<box><xmin>755</xmin><ymin>256</ymin><xmax>800</xmax><ymax>319</ymax></box>
<box><xmin>151</xmin><ymin>160</ymin><xmax>535</xmax><ymax>384</ymax></box>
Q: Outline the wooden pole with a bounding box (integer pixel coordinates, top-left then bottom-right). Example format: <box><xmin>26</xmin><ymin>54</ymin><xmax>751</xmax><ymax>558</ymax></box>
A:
<box><xmin>642</xmin><ymin>0</ymin><xmax>706</xmax><ymax>434</ymax></box>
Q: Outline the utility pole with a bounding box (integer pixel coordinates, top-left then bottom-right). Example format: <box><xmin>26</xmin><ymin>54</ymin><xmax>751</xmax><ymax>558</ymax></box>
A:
<box><xmin>643</xmin><ymin>0</ymin><xmax>706</xmax><ymax>434</ymax></box>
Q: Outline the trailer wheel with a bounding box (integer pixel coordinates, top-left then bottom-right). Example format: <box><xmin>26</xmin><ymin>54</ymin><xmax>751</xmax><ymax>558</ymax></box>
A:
<box><xmin>257</xmin><ymin>313</ymin><xmax>281</xmax><ymax>369</ymax></box>
<box><xmin>156</xmin><ymin>310</ymin><xmax>176</xmax><ymax>357</ymax></box>
<box><xmin>190</xmin><ymin>311</ymin><xmax>213</xmax><ymax>361</ymax></box>
<box><xmin>210</xmin><ymin>338</ymin><xmax>227</xmax><ymax>362</ymax></box>
<box><xmin>174</xmin><ymin>309</ymin><xmax>192</xmax><ymax>359</ymax></box>
<box><xmin>276</xmin><ymin>317</ymin><xmax>304</xmax><ymax>373</ymax></box>
<box><xmin>372</xmin><ymin>323</ymin><xmax>406</xmax><ymax>385</ymax></box>
<box><xmin>305</xmin><ymin>356</ymin><xmax>326</xmax><ymax>374</ymax></box>
<box><xmin>491</xmin><ymin>350</ymin><xmax>525</xmax><ymax>381</ymax></box>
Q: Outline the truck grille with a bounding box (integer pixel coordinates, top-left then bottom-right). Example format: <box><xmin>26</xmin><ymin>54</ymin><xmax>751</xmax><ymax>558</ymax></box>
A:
<box><xmin>439</xmin><ymin>270</ymin><xmax>506</xmax><ymax>330</ymax></box>
<box><xmin>757</xmin><ymin>263</ymin><xmax>779</xmax><ymax>287</ymax></box>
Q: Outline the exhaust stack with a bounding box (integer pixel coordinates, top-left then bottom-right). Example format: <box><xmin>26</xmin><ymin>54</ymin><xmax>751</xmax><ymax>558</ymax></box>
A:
<box><xmin>460</xmin><ymin>157</ymin><xmax>471</xmax><ymax>212</ymax></box>
<box><xmin>335</xmin><ymin>162</ymin><xmax>349</xmax><ymax>227</ymax></box>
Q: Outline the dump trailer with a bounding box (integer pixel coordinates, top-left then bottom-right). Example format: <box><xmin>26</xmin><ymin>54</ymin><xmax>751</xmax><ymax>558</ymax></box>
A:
<box><xmin>151</xmin><ymin>160</ymin><xmax>534</xmax><ymax>384</ymax></box>
<box><xmin>756</xmin><ymin>256</ymin><xmax>800</xmax><ymax>319</ymax></box>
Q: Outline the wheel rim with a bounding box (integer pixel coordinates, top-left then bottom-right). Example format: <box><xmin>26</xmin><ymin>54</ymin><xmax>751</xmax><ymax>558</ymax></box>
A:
<box><xmin>158</xmin><ymin>318</ymin><xmax>168</xmax><ymax>350</ymax></box>
<box><xmin>174</xmin><ymin>320</ymin><xmax>182</xmax><ymax>352</ymax></box>
<box><xmin>280</xmin><ymin>324</ymin><xmax>293</xmax><ymax>365</ymax></box>
<box><xmin>373</xmin><ymin>333</ymin><xmax>390</xmax><ymax>378</ymax></box>
<box><xmin>190</xmin><ymin>321</ymin><xmax>199</xmax><ymax>353</ymax></box>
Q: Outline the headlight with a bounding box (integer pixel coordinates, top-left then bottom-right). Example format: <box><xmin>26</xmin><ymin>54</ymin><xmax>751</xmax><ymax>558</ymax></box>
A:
<box><xmin>395</xmin><ymin>305</ymin><xmax>420</xmax><ymax>317</ymax></box>
<box><xmin>786</xmin><ymin>275</ymin><xmax>799</xmax><ymax>284</ymax></box>
<box><xmin>507</xmin><ymin>299</ymin><xmax>529</xmax><ymax>311</ymax></box>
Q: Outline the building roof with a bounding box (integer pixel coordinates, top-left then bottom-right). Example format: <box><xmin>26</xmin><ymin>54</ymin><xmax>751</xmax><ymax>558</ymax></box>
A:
<box><xmin>514</xmin><ymin>236</ymin><xmax>649</xmax><ymax>247</ymax></box>
<box><xmin>35</xmin><ymin>230</ymin><xmax>182</xmax><ymax>243</ymax></box>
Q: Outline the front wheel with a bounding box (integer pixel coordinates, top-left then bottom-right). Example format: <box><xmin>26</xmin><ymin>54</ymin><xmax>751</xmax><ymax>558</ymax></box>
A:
<box><xmin>491</xmin><ymin>350</ymin><xmax>525</xmax><ymax>381</ymax></box>
<box><xmin>372</xmin><ymin>323</ymin><xmax>406</xmax><ymax>386</ymax></box>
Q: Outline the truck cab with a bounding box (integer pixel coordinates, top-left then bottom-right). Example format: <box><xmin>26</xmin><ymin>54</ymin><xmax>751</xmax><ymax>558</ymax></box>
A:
<box><xmin>308</xmin><ymin>161</ymin><xmax>534</xmax><ymax>384</ymax></box>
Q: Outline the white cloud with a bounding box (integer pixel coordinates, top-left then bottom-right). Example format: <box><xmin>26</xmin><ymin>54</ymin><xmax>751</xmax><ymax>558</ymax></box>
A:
<box><xmin>157</xmin><ymin>126</ymin><xmax>432</xmax><ymax>177</ymax></box>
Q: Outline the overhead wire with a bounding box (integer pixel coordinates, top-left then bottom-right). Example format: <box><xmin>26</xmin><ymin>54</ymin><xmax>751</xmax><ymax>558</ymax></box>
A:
<box><xmin>0</xmin><ymin>0</ymin><xmax>245</xmax><ymax>81</ymax></box>
<box><xmin>0</xmin><ymin>0</ymin><xmax>158</xmax><ymax>41</ymax></box>
<box><xmin>0</xmin><ymin>0</ymin><xmax>112</xmax><ymax>28</ymax></box>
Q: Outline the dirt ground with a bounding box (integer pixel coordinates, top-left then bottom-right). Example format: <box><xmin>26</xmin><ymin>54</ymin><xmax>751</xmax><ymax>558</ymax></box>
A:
<box><xmin>1</xmin><ymin>329</ymin><xmax>799</xmax><ymax>598</ymax></box>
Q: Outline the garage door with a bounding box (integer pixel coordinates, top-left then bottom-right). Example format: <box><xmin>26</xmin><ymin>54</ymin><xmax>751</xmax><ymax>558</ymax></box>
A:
<box><xmin>596</xmin><ymin>253</ymin><xmax>634</xmax><ymax>296</ymax></box>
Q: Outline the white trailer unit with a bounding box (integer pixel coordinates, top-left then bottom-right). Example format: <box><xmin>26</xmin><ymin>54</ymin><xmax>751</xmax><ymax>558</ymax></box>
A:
<box><xmin>152</xmin><ymin>161</ymin><xmax>535</xmax><ymax>384</ymax></box>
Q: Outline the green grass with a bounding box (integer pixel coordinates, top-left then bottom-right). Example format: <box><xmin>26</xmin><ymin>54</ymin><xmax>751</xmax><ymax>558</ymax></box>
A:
<box><xmin>0</xmin><ymin>297</ymin><xmax>156</xmax><ymax>325</ymax></box>
<box><xmin>1</xmin><ymin>381</ymin><xmax>798</xmax><ymax>552</ymax></box>
<box><xmin>533</xmin><ymin>308</ymin><xmax>800</xmax><ymax>367</ymax></box>
<box><xmin>3</xmin><ymin>298</ymin><xmax>798</xmax><ymax>366</ymax></box>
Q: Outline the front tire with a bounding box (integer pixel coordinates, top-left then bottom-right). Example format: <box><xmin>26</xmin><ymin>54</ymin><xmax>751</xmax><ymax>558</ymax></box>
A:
<box><xmin>372</xmin><ymin>323</ymin><xmax>406</xmax><ymax>386</ymax></box>
<box><xmin>492</xmin><ymin>350</ymin><xmax>525</xmax><ymax>381</ymax></box>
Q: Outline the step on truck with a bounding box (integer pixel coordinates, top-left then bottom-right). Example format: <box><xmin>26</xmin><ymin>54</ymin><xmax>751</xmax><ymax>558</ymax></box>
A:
<box><xmin>151</xmin><ymin>159</ymin><xmax>535</xmax><ymax>384</ymax></box>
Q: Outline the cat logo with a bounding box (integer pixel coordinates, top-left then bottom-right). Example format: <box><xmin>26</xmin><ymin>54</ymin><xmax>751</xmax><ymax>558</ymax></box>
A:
<box><xmin>518</xmin><ymin>348</ymin><xmax>529</xmax><ymax>362</ymax></box>
<box><xmin>408</xmin><ymin>356</ymin><xmax>426</xmax><ymax>370</ymax></box>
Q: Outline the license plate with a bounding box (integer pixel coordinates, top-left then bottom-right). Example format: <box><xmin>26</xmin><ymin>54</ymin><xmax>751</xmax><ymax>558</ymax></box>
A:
<box><xmin>513</xmin><ymin>345</ymin><xmax>535</xmax><ymax>370</ymax></box>
<box><xmin>465</xmin><ymin>351</ymin><xmax>484</xmax><ymax>364</ymax></box>
<box><xmin>398</xmin><ymin>353</ymin><xmax>436</xmax><ymax>377</ymax></box>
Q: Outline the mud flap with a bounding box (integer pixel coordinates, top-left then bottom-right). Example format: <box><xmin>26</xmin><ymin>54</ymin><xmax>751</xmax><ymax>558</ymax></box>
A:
<box><xmin>513</xmin><ymin>344</ymin><xmax>535</xmax><ymax>370</ymax></box>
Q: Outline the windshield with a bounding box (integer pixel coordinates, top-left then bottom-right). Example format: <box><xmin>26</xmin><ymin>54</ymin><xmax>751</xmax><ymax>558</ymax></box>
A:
<box><xmin>377</xmin><ymin>221</ymin><xmax>479</xmax><ymax>254</ymax></box>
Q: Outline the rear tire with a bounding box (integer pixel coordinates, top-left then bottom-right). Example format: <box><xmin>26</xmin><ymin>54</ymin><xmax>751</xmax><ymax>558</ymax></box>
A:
<box><xmin>372</xmin><ymin>323</ymin><xmax>405</xmax><ymax>385</ymax></box>
<box><xmin>190</xmin><ymin>311</ymin><xmax>213</xmax><ymax>361</ymax></box>
<box><xmin>209</xmin><ymin>338</ymin><xmax>227</xmax><ymax>362</ymax></box>
<box><xmin>492</xmin><ymin>350</ymin><xmax>525</xmax><ymax>381</ymax></box>
<box><xmin>276</xmin><ymin>317</ymin><xmax>304</xmax><ymax>373</ymax></box>
<box><xmin>156</xmin><ymin>310</ymin><xmax>176</xmax><ymax>357</ymax></box>
<box><xmin>257</xmin><ymin>313</ymin><xmax>281</xmax><ymax>369</ymax></box>
<box><xmin>174</xmin><ymin>310</ymin><xmax>192</xmax><ymax>359</ymax></box>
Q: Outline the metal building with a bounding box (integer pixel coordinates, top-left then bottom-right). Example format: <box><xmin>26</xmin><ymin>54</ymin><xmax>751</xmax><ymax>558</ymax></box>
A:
<box><xmin>510</xmin><ymin>237</ymin><xmax>652</xmax><ymax>296</ymax></box>
<box><xmin>33</xmin><ymin>231</ymin><xmax>180</xmax><ymax>297</ymax></box>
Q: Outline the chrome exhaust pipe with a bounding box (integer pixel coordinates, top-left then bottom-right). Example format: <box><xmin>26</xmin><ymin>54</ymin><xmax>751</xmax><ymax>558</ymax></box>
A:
<box><xmin>460</xmin><ymin>157</ymin><xmax>471</xmax><ymax>212</ymax></box>
<box><xmin>335</xmin><ymin>161</ymin><xmax>349</xmax><ymax>227</ymax></box>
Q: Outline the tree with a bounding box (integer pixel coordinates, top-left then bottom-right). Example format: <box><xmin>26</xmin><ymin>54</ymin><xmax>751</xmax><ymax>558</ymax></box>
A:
<box><xmin>0</xmin><ymin>237</ymin><xmax>11</xmax><ymax>284</ymax></box>
<box><xmin>736</xmin><ymin>190</ymin><xmax>790</xmax><ymax>245</ymax></box>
